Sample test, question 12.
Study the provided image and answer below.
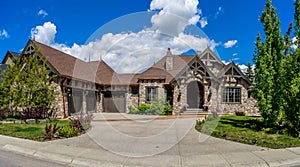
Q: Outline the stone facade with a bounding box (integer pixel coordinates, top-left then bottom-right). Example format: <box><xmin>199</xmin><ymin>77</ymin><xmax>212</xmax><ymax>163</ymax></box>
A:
<box><xmin>52</xmin><ymin>49</ymin><xmax>260</xmax><ymax>117</ymax></box>
<box><xmin>138</xmin><ymin>82</ymin><xmax>165</xmax><ymax>104</ymax></box>
<box><xmin>9</xmin><ymin>40</ymin><xmax>259</xmax><ymax>117</ymax></box>
<box><xmin>53</xmin><ymin>82</ymin><xmax>66</xmax><ymax>119</ymax></box>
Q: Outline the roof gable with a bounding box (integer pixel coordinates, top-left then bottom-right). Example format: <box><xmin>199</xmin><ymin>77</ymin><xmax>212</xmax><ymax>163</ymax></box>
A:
<box><xmin>171</xmin><ymin>56</ymin><xmax>217</xmax><ymax>83</ymax></box>
<box><xmin>198</xmin><ymin>48</ymin><xmax>223</xmax><ymax>65</ymax></box>
<box><xmin>2</xmin><ymin>51</ymin><xmax>20</xmax><ymax>64</ymax></box>
<box><xmin>218</xmin><ymin>62</ymin><xmax>251</xmax><ymax>84</ymax></box>
<box><xmin>138</xmin><ymin>55</ymin><xmax>194</xmax><ymax>83</ymax></box>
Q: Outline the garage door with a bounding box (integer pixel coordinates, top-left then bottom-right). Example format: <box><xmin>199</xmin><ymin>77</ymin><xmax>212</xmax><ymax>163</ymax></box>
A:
<box><xmin>103</xmin><ymin>91</ymin><xmax>126</xmax><ymax>113</ymax></box>
<box><xmin>68</xmin><ymin>88</ymin><xmax>83</xmax><ymax>116</ymax></box>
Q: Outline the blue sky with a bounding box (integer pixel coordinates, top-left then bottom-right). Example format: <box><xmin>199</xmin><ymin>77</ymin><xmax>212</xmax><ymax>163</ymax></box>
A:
<box><xmin>0</xmin><ymin>0</ymin><xmax>295</xmax><ymax>72</ymax></box>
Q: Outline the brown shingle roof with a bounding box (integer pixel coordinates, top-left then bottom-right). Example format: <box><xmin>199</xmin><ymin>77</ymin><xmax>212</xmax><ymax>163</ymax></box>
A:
<box><xmin>31</xmin><ymin>40</ymin><xmax>117</xmax><ymax>85</ymax></box>
<box><xmin>117</xmin><ymin>73</ymin><xmax>140</xmax><ymax>85</ymax></box>
<box><xmin>139</xmin><ymin>55</ymin><xmax>194</xmax><ymax>83</ymax></box>
<box><xmin>32</xmin><ymin>40</ymin><xmax>79</xmax><ymax>78</ymax></box>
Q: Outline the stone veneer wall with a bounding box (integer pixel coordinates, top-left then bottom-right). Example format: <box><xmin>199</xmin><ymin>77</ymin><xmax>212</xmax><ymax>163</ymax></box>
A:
<box><xmin>53</xmin><ymin>79</ymin><xmax>103</xmax><ymax>118</ymax></box>
<box><xmin>173</xmin><ymin>69</ymin><xmax>212</xmax><ymax>114</ymax></box>
<box><xmin>215</xmin><ymin>77</ymin><xmax>259</xmax><ymax>116</ymax></box>
<box><xmin>53</xmin><ymin>83</ymin><xmax>67</xmax><ymax>118</ymax></box>
<box><xmin>98</xmin><ymin>93</ymin><xmax>103</xmax><ymax>112</ymax></box>
<box><xmin>206</xmin><ymin>80</ymin><xmax>219</xmax><ymax>113</ymax></box>
<box><xmin>139</xmin><ymin>82</ymin><xmax>165</xmax><ymax>105</ymax></box>
<box><xmin>125</xmin><ymin>93</ymin><xmax>139</xmax><ymax>113</ymax></box>
<box><xmin>172</xmin><ymin>85</ymin><xmax>181</xmax><ymax>115</ymax></box>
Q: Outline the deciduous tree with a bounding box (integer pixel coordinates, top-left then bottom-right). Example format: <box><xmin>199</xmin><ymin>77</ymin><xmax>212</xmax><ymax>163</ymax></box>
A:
<box><xmin>0</xmin><ymin>47</ymin><xmax>57</xmax><ymax>120</ymax></box>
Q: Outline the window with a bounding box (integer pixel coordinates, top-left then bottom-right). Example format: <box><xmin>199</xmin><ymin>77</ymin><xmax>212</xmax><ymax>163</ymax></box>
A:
<box><xmin>146</xmin><ymin>87</ymin><xmax>157</xmax><ymax>103</ymax></box>
<box><xmin>131</xmin><ymin>86</ymin><xmax>139</xmax><ymax>96</ymax></box>
<box><xmin>222</xmin><ymin>87</ymin><xmax>241</xmax><ymax>103</ymax></box>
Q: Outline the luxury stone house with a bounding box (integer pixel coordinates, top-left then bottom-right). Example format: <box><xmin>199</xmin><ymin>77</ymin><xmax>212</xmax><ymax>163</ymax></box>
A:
<box><xmin>1</xmin><ymin>40</ymin><xmax>258</xmax><ymax>118</ymax></box>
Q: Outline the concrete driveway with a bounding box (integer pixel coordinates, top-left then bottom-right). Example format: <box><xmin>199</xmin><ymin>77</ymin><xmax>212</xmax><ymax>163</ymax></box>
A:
<box><xmin>2</xmin><ymin>113</ymin><xmax>300</xmax><ymax>166</ymax></box>
<box><xmin>47</xmin><ymin>113</ymin><xmax>281</xmax><ymax>166</ymax></box>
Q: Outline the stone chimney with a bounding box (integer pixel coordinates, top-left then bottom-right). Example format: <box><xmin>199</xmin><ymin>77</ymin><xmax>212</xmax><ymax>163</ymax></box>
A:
<box><xmin>166</xmin><ymin>48</ymin><xmax>173</xmax><ymax>71</ymax></box>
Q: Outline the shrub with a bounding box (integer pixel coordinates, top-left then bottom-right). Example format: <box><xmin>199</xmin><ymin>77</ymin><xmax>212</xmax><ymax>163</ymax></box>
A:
<box><xmin>163</xmin><ymin>101</ymin><xmax>172</xmax><ymax>115</ymax></box>
<box><xmin>129</xmin><ymin>98</ymin><xmax>173</xmax><ymax>115</ymax></box>
<box><xmin>0</xmin><ymin>109</ymin><xmax>7</xmax><ymax>121</ymax></box>
<box><xmin>195</xmin><ymin>119</ymin><xmax>205</xmax><ymax>130</ymax></box>
<box><xmin>235</xmin><ymin>111</ymin><xmax>246</xmax><ymax>116</ymax></box>
<box><xmin>44</xmin><ymin>123</ymin><xmax>60</xmax><ymax>140</ymax></box>
<box><xmin>58</xmin><ymin>126</ymin><xmax>80</xmax><ymax>138</ymax></box>
<box><xmin>69</xmin><ymin>112</ymin><xmax>94</xmax><ymax>132</ymax></box>
<box><xmin>21</xmin><ymin>107</ymin><xmax>50</xmax><ymax>122</ymax></box>
<box><xmin>137</xmin><ymin>104</ymin><xmax>151</xmax><ymax>114</ymax></box>
<box><xmin>128</xmin><ymin>106</ymin><xmax>139</xmax><ymax>114</ymax></box>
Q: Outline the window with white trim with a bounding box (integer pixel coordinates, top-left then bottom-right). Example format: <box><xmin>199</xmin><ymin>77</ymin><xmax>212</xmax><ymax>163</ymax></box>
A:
<box><xmin>146</xmin><ymin>87</ymin><xmax>157</xmax><ymax>103</ymax></box>
<box><xmin>222</xmin><ymin>87</ymin><xmax>241</xmax><ymax>103</ymax></box>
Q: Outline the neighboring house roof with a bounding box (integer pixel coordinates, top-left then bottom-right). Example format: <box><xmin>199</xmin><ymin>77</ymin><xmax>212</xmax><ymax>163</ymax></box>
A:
<box><xmin>0</xmin><ymin>64</ymin><xmax>8</xmax><ymax>81</ymax></box>
<box><xmin>1</xmin><ymin>51</ymin><xmax>20</xmax><ymax>64</ymax></box>
<box><xmin>9</xmin><ymin>51</ymin><xmax>20</xmax><ymax>59</ymax></box>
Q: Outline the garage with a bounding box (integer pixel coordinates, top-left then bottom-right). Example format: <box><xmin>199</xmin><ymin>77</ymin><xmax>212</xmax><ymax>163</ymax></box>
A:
<box><xmin>102</xmin><ymin>91</ymin><xmax>126</xmax><ymax>113</ymax></box>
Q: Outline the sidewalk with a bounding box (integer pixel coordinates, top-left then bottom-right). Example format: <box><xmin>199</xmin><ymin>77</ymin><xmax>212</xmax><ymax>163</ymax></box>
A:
<box><xmin>0</xmin><ymin>113</ymin><xmax>300</xmax><ymax>166</ymax></box>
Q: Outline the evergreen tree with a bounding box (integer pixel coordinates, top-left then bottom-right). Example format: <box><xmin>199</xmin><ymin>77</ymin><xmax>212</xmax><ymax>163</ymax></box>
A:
<box><xmin>253</xmin><ymin>0</ymin><xmax>285</xmax><ymax>127</ymax></box>
<box><xmin>245</xmin><ymin>62</ymin><xmax>254</xmax><ymax>84</ymax></box>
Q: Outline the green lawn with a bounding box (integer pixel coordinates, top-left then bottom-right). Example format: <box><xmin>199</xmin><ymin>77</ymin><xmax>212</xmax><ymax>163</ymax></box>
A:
<box><xmin>0</xmin><ymin>119</ymin><xmax>70</xmax><ymax>141</ymax></box>
<box><xmin>195</xmin><ymin>115</ymin><xmax>300</xmax><ymax>149</ymax></box>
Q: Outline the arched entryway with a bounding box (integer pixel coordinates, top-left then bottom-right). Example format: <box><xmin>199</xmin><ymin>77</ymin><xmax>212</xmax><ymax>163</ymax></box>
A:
<box><xmin>187</xmin><ymin>81</ymin><xmax>204</xmax><ymax>108</ymax></box>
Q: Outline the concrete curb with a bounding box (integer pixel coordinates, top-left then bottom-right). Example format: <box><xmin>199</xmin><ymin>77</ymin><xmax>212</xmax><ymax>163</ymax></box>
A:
<box><xmin>92</xmin><ymin>115</ymin><xmax>206</xmax><ymax>122</ymax></box>
<box><xmin>2</xmin><ymin>144</ymin><xmax>124</xmax><ymax>167</ymax></box>
<box><xmin>2</xmin><ymin>143</ymin><xmax>300</xmax><ymax>167</ymax></box>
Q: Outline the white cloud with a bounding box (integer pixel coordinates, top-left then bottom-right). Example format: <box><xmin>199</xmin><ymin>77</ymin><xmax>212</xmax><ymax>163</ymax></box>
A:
<box><xmin>224</xmin><ymin>40</ymin><xmax>238</xmax><ymax>48</ymax></box>
<box><xmin>31</xmin><ymin>21</ymin><xmax>56</xmax><ymax>45</ymax></box>
<box><xmin>292</xmin><ymin>36</ymin><xmax>297</xmax><ymax>49</ymax></box>
<box><xmin>214</xmin><ymin>6</ymin><xmax>223</xmax><ymax>19</ymax></box>
<box><xmin>199</xmin><ymin>17</ymin><xmax>208</xmax><ymax>28</ymax></box>
<box><xmin>221</xmin><ymin>60</ymin><xmax>249</xmax><ymax>74</ymax></box>
<box><xmin>238</xmin><ymin>64</ymin><xmax>248</xmax><ymax>73</ymax></box>
<box><xmin>38</xmin><ymin>9</ymin><xmax>48</xmax><ymax>18</ymax></box>
<box><xmin>149</xmin><ymin>0</ymin><xmax>207</xmax><ymax>35</ymax></box>
<box><xmin>0</xmin><ymin>29</ymin><xmax>9</xmax><ymax>39</ymax></box>
<box><xmin>50</xmin><ymin>30</ymin><xmax>218</xmax><ymax>73</ymax></box>
<box><xmin>31</xmin><ymin>0</ymin><xmax>218</xmax><ymax>73</ymax></box>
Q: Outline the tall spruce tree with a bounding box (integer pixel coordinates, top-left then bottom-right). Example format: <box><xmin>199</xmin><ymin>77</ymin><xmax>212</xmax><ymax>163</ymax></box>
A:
<box><xmin>245</xmin><ymin>62</ymin><xmax>254</xmax><ymax>84</ymax></box>
<box><xmin>253</xmin><ymin>0</ymin><xmax>285</xmax><ymax>127</ymax></box>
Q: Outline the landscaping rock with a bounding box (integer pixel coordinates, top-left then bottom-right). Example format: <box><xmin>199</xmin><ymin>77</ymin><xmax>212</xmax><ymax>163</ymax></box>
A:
<box><xmin>38</xmin><ymin>119</ymin><xmax>47</xmax><ymax>123</ymax></box>
<box><xmin>26</xmin><ymin>119</ymin><xmax>36</xmax><ymax>124</ymax></box>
